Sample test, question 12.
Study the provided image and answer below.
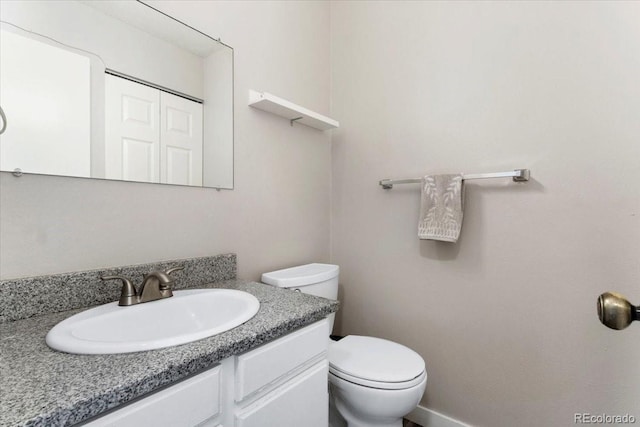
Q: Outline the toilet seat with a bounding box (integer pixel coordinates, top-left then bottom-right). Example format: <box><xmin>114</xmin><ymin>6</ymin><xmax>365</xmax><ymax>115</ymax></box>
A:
<box><xmin>328</xmin><ymin>335</ymin><xmax>426</xmax><ymax>390</ymax></box>
<box><xmin>330</xmin><ymin>366</ymin><xmax>426</xmax><ymax>390</ymax></box>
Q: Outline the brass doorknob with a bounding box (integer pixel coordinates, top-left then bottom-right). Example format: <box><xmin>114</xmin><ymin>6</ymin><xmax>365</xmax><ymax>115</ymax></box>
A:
<box><xmin>597</xmin><ymin>292</ymin><xmax>639</xmax><ymax>330</ymax></box>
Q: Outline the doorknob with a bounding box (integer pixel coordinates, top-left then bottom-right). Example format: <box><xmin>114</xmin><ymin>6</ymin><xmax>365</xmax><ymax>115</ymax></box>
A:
<box><xmin>597</xmin><ymin>292</ymin><xmax>639</xmax><ymax>330</ymax></box>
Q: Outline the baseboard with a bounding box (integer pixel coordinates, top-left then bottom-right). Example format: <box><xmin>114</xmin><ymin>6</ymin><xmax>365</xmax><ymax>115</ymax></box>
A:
<box><xmin>406</xmin><ymin>405</ymin><xmax>472</xmax><ymax>427</ymax></box>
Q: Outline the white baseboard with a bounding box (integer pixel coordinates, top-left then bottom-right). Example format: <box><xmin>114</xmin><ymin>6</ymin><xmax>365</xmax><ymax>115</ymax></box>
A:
<box><xmin>406</xmin><ymin>405</ymin><xmax>472</xmax><ymax>427</ymax></box>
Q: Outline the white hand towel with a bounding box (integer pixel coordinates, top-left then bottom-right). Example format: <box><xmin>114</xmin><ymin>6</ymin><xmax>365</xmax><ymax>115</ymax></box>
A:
<box><xmin>418</xmin><ymin>174</ymin><xmax>465</xmax><ymax>242</ymax></box>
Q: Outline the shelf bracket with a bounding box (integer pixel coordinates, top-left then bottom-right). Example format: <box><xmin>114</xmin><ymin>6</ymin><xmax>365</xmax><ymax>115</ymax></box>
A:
<box><xmin>290</xmin><ymin>117</ymin><xmax>303</xmax><ymax>127</ymax></box>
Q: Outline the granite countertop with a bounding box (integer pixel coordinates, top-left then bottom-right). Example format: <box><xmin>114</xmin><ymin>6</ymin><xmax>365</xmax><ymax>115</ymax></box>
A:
<box><xmin>0</xmin><ymin>279</ymin><xmax>339</xmax><ymax>427</ymax></box>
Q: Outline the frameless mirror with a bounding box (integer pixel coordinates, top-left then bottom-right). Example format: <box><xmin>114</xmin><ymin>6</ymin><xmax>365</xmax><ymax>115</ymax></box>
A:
<box><xmin>0</xmin><ymin>0</ymin><xmax>233</xmax><ymax>189</ymax></box>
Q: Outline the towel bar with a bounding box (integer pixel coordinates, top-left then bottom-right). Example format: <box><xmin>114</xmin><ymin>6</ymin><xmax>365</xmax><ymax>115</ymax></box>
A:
<box><xmin>379</xmin><ymin>169</ymin><xmax>530</xmax><ymax>189</ymax></box>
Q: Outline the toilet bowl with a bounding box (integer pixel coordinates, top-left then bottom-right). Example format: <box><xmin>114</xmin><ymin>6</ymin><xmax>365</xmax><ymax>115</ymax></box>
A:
<box><xmin>330</xmin><ymin>372</ymin><xmax>426</xmax><ymax>427</ymax></box>
<box><xmin>328</xmin><ymin>335</ymin><xmax>426</xmax><ymax>427</ymax></box>
<box><xmin>261</xmin><ymin>264</ymin><xmax>427</xmax><ymax>427</ymax></box>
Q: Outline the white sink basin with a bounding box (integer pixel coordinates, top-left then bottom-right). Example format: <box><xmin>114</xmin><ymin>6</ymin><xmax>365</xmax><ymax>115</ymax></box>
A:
<box><xmin>46</xmin><ymin>289</ymin><xmax>260</xmax><ymax>354</ymax></box>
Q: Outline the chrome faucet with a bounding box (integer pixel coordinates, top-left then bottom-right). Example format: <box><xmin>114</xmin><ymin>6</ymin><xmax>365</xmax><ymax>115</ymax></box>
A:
<box><xmin>101</xmin><ymin>266</ymin><xmax>184</xmax><ymax>306</ymax></box>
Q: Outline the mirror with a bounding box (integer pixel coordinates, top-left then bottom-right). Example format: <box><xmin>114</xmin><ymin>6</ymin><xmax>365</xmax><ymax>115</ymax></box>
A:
<box><xmin>0</xmin><ymin>0</ymin><xmax>233</xmax><ymax>189</ymax></box>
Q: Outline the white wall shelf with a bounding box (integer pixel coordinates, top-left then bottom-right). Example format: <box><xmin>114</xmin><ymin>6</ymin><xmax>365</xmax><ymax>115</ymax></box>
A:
<box><xmin>248</xmin><ymin>90</ymin><xmax>339</xmax><ymax>131</ymax></box>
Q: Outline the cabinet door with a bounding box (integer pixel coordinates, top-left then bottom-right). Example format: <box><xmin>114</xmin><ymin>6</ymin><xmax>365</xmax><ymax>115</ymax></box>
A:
<box><xmin>160</xmin><ymin>92</ymin><xmax>203</xmax><ymax>186</ymax></box>
<box><xmin>105</xmin><ymin>74</ymin><xmax>160</xmax><ymax>183</ymax></box>
<box><xmin>84</xmin><ymin>366</ymin><xmax>221</xmax><ymax>427</ymax></box>
<box><xmin>235</xmin><ymin>361</ymin><xmax>328</xmax><ymax>427</ymax></box>
<box><xmin>235</xmin><ymin>319</ymin><xmax>328</xmax><ymax>401</ymax></box>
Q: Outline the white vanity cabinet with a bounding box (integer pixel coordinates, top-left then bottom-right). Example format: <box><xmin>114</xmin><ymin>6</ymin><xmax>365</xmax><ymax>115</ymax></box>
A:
<box><xmin>233</xmin><ymin>319</ymin><xmax>329</xmax><ymax>427</ymax></box>
<box><xmin>83</xmin><ymin>319</ymin><xmax>329</xmax><ymax>427</ymax></box>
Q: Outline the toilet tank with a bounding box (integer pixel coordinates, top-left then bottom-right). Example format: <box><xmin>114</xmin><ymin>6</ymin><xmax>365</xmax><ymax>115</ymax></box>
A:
<box><xmin>261</xmin><ymin>263</ymin><xmax>339</xmax><ymax>298</ymax></box>
<box><xmin>261</xmin><ymin>264</ymin><xmax>339</xmax><ymax>333</ymax></box>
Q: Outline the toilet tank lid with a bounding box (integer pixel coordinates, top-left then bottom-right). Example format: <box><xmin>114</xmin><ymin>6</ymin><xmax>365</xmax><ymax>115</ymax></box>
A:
<box><xmin>261</xmin><ymin>263</ymin><xmax>339</xmax><ymax>288</ymax></box>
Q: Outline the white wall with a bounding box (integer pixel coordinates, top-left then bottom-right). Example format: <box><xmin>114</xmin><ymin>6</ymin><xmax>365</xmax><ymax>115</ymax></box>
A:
<box><xmin>0</xmin><ymin>0</ymin><xmax>332</xmax><ymax>280</ymax></box>
<box><xmin>330</xmin><ymin>1</ymin><xmax>640</xmax><ymax>426</ymax></box>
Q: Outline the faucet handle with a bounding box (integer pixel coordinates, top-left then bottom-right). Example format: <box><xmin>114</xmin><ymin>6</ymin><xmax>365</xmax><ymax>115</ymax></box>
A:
<box><xmin>101</xmin><ymin>275</ymin><xmax>138</xmax><ymax>306</ymax></box>
<box><xmin>157</xmin><ymin>266</ymin><xmax>184</xmax><ymax>291</ymax></box>
<box><xmin>165</xmin><ymin>266</ymin><xmax>184</xmax><ymax>275</ymax></box>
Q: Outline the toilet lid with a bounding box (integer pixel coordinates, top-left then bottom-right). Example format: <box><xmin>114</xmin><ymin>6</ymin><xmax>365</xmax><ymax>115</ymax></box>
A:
<box><xmin>328</xmin><ymin>336</ymin><xmax>425</xmax><ymax>385</ymax></box>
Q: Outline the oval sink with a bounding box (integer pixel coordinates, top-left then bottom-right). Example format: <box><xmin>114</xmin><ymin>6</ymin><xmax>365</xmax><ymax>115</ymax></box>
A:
<box><xmin>46</xmin><ymin>289</ymin><xmax>260</xmax><ymax>354</ymax></box>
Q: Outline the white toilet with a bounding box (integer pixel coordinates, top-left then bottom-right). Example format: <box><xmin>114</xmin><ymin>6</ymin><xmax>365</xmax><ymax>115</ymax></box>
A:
<box><xmin>262</xmin><ymin>263</ymin><xmax>427</xmax><ymax>427</ymax></box>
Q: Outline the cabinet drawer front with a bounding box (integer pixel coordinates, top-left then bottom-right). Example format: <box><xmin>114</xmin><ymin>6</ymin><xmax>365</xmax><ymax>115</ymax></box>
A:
<box><xmin>84</xmin><ymin>366</ymin><xmax>221</xmax><ymax>427</ymax></box>
<box><xmin>235</xmin><ymin>319</ymin><xmax>329</xmax><ymax>401</ymax></box>
<box><xmin>235</xmin><ymin>360</ymin><xmax>328</xmax><ymax>427</ymax></box>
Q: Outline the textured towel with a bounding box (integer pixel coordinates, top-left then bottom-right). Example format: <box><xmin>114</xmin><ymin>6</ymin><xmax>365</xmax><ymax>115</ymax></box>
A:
<box><xmin>418</xmin><ymin>174</ymin><xmax>465</xmax><ymax>242</ymax></box>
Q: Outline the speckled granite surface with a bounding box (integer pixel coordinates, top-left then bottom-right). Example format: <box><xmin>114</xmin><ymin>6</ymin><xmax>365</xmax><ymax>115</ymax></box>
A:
<box><xmin>0</xmin><ymin>254</ymin><xmax>236</xmax><ymax>323</ymax></box>
<box><xmin>0</xmin><ymin>279</ymin><xmax>338</xmax><ymax>427</ymax></box>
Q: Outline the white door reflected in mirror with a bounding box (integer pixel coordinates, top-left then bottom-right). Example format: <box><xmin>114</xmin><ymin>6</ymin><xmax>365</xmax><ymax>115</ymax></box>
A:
<box><xmin>104</xmin><ymin>75</ymin><xmax>203</xmax><ymax>186</ymax></box>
